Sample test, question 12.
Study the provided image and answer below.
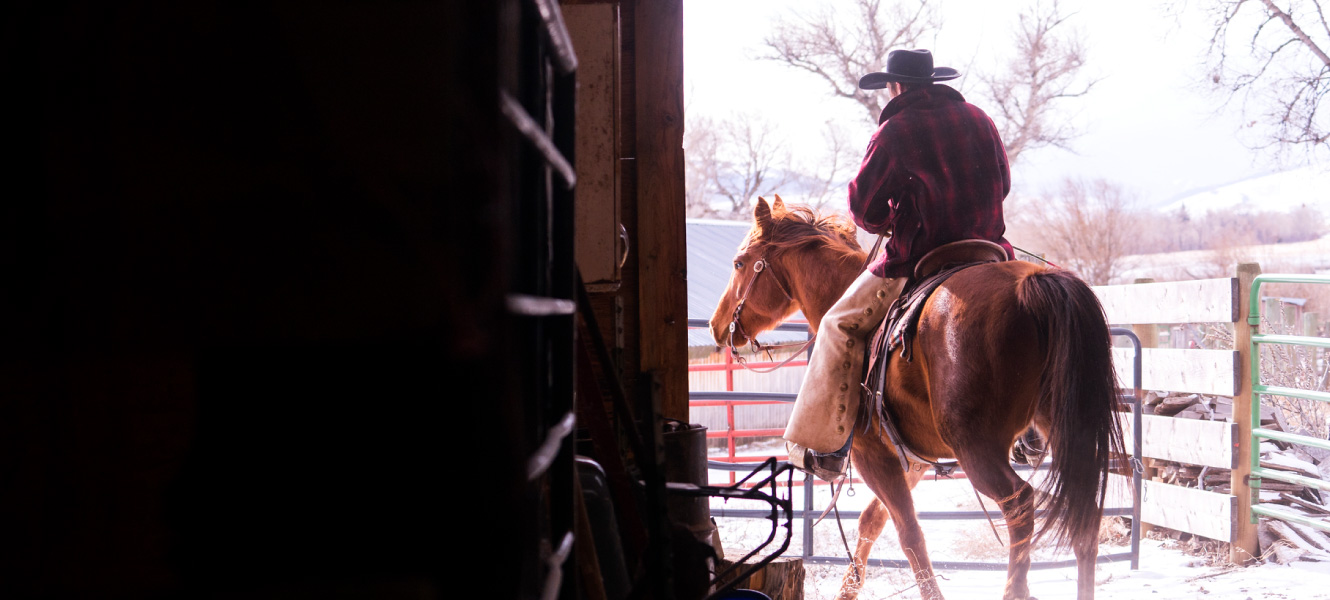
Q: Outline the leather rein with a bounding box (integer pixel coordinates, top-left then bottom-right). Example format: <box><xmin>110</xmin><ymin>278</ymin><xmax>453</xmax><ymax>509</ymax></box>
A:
<box><xmin>725</xmin><ymin>234</ymin><xmax>887</xmax><ymax>374</ymax></box>
<box><xmin>726</xmin><ymin>258</ymin><xmax>815</xmax><ymax>373</ymax></box>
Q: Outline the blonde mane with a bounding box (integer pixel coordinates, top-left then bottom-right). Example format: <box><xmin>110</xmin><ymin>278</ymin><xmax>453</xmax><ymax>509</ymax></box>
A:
<box><xmin>748</xmin><ymin>205</ymin><xmax>865</xmax><ymax>262</ymax></box>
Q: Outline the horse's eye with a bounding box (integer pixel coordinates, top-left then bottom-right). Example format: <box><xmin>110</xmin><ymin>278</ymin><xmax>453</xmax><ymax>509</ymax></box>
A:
<box><xmin>734</xmin><ymin>260</ymin><xmax>744</xmax><ymax>270</ymax></box>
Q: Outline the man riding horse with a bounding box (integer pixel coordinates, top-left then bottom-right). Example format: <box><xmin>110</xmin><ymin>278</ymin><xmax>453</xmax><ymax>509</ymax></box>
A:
<box><xmin>786</xmin><ymin>48</ymin><xmax>1015</xmax><ymax>481</ymax></box>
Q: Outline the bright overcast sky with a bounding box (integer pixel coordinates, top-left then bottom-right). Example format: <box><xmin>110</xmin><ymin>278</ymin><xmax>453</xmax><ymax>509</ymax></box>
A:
<box><xmin>683</xmin><ymin>0</ymin><xmax>1281</xmax><ymax>207</ymax></box>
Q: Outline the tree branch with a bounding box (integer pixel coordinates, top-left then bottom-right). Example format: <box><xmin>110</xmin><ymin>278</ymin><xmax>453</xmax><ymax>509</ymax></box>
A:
<box><xmin>761</xmin><ymin>0</ymin><xmax>938</xmax><ymax>124</ymax></box>
<box><xmin>1260</xmin><ymin>0</ymin><xmax>1330</xmax><ymax>66</ymax></box>
<box><xmin>979</xmin><ymin>0</ymin><xmax>1097</xmax><ymax>162</ymax></box>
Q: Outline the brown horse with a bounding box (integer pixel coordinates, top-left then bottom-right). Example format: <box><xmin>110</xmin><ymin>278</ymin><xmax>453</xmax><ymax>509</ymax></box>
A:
<box><xmin>708</xmin><ymin>197</ymin><xmax>1122</xmax><ymax>600</ymax></box>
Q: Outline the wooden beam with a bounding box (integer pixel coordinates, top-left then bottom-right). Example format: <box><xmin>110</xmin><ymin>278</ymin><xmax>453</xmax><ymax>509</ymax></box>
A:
<box><xmin>1118</xmin><ymin>414</ymin><xmax>1237</xmax><ymax>469</ymax></box>
<box><xmin>1232</xmin><ymin>262</ymin><xmax>1262</xmax><ymax>564</ymax></box>
<box><xmin>1111</xmin><ymin>348</ymin><xmax>1240</xmax><ymax>396</ymax></box>
<box><xmin>1128</xmin><ymin>278</ymin><xmax>1160</xmax><ymax>352</ymax></box>
<box><xmin>716</xmin><ymin>557</ymin><xmax>804</xmax><ymax>600</ymax></box>
<box><xmin>1094</xmin><ymin>277</ymin><xmax>1238</xmax><ymax>325</ymax></box>
<box><xmin>566</xmin><ymin>3</ymin><xmax>623</xmax><ymax>290</ymax></box>
<box><xmin>1128</xmin><ymin>278</ymin><xmax>1160</xmax><ymax>538</ymax></box>
<box><xmin>1110</xmin><ymin>475</ymin><xmax>1236</xmax><ymax>542</ymax></box>
<box><xmin>634</xmin><ymin>0</ymin><xmax>687</xmax><ymax>421</ymax></box>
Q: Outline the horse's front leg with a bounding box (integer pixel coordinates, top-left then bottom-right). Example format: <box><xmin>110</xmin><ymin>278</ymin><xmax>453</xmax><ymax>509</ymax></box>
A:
<box><xmin>835</xmin><ymin>469</ymin><xmax>927</xmax><ymax>600</ymax></box>
<box><xmin>858</xmin><ymin>463</ymin><xmax>943</xmax><ymax>600</ymax></box>
<box><xmin>835</xmin><ymin>498</ymin><xmax>889</xmax><ymax>600</ymax></box>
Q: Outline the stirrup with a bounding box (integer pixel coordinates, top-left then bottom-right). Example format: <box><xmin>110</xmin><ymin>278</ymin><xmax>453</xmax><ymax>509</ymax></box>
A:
<box><xmin>1010</xmin><ymin>429</ymin><xmax>1047</xmax><ymax>468</ymax></box>
<box><xmin>786</xmin><ymin>442</ymin><xmax>848</xmax><ymax>482</ymax></box>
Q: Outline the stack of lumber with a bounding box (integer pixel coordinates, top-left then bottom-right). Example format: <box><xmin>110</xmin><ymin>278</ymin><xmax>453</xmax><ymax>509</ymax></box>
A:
<box><xmin>1137</xmin><ymin>390</ymin><xmax>1330</xmax><ymax>559</ymax></box>
<box><xmin>1142</xmin><ymin>390</ymin><xmax>1265</xmax><ymax>422</ymax></box>
<box><xmin>1259</xmin><ymin>520</ymin><xmax>1330</xmax><ymax>563</ymax></box>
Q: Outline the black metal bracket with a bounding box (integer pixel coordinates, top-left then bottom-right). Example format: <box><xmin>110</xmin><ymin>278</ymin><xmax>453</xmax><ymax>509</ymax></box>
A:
<box><xmin>657</xmin><ymin>458</ymin><xmax>794</xmax><ymax>600</ymax></box>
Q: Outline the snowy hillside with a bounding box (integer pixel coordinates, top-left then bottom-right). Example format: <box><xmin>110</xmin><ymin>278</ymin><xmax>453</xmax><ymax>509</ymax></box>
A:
<box><xmin>1162</xmin><ymin>166</ymin><xmax>1330</xmax><ymax>216</ymax></box>
<box><xmin>1117</xmin><ymin>234</ymin><xmax>1330</xmax><ymax>282</ymax></box>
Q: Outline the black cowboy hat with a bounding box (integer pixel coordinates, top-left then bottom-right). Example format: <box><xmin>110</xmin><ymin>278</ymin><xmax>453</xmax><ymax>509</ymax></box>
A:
<box><xmin>858</xmin><ymin>49</ymin><xmax>960</xmax><ymax>89</ymax></box>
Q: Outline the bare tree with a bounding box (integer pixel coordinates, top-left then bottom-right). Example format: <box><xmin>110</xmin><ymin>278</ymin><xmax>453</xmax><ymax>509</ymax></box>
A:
<box><xmin>684</xmin><ymin>112</ymin><xmax>794</xmax><ymax>219</ymax></box>
<box><xmin>1129</xmin><ymin>201</ymin><xmax>1327</xmax><ymax>255</ymax></box>
<box><xmin>713</xmin><ymin>114</ymin><xmax>795</xmax><ymax>217</ymax></box>
<box><xmin>762</xmin><ymin>0</ymin><xmax>941</xmax><ymax>124</ymax></box>
<box><xmin>763</xmin><ymin>0</ymin><xmax>1096</xmax><ymax>165</ymax></box>
<box><xmin>684</xmin><ymin>114</ymin><xmax>722</xmax><ymax>218</ymax></box>
<box><xmin>980</xmin><ymin>0</ymin><xmax>1099</xmax><ymax>163</ymax></box>
<box><xmin>794</xmin><ymin>120</ymin><xmax>861</xmax><ymax>212</ymax></box>
<box><xmin>1192</xmin><ymin>237</ymin><xmax>1257</xmax><ymax>279</ymax></box>
<box><xmin>1202</xmin><ymin>0</ymin><xmax>1330</xmax><ymax>154</ymax></box>
<box><xmin>1029</xmin><ymin>178</ymin><xmax>1139</xmax><ymax>285</ymax></box>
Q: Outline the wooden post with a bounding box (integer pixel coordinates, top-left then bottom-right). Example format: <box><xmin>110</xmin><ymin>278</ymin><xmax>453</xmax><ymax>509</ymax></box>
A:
<box><xmin>1304</xmin><ymin>313</ymin><xmax>1321</xmax><ymax>374</ymax></box>
<box><xmin>1231</xmin><ymin>262</ymin><xmax>1261</xmax><ymax>564</ymax></box>
<box><xmin>1282</xmin><ymin>304</ymin><xmax>1299</xmax><ymax>333</ymax></box>
<box><xmin>1130</xmin><ymin>278</ymin><xmax>1159</xmax><ymax>536</ymax></box>
<box><xmin>566</xmin><ymin>2</ymin><xmax>622</xmax><ymax>292</ymax></box>
<box><xmin>1263</xmin><ymin>297</ymin><xmax>1281</xmax><ymax>329</ymax></box>
<box><xmin>1129</xmin><ymin>279</ymin><xmax>1160</xmax><ymax>349</ymax></box>
<box><xmin>634</xmin><ymin>0</ymin><xmax>688</xmax><ymax>421</ymax></box>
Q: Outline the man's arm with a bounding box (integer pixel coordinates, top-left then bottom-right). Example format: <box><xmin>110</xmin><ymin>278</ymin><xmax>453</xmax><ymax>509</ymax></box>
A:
<box><xmin>992</xmin><ymin>117</ymin><xmax>1011</xmax><ymax>198</ymax></box>
<box><xmin>847</xmin><ymin>125</ymin><xmax>898</xmax><ymax>236</ymax></box>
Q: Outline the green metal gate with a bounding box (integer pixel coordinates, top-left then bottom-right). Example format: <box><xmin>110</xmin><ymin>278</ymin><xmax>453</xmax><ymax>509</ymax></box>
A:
<box><xmin>1248</xmin><ymin>273</ymin><xmax>1330</xmax><ymax>533</ymax></box>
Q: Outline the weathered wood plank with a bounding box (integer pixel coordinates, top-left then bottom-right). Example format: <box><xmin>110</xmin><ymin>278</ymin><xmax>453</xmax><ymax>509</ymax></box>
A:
<box><xmin>1112</xmin><ymin>348</ymin><xmax>1240</xmax><ymax>396</ymax></box>
<box><xmin>716</xmin><ymin>557</ymin><xmax>804</xmax><ymax>600</ymax></box>
<box><xmin>1127</xmin><ymin>278</ymin><xmax>1161</xmax><ymax>538</ymax></box>
<box><xmin>1094</xmin><ymin>278</ymin><xmax>1238</xmax><ymax>324</ymax></box>
<box><xmin>635</xmin><ymin>0</ymin><xmax>688</xmax><ymax>420</ymax></box>
<box><xmin>567</xmin><ymin>3</ymin><xmax>622</xmax><ymax>288</ymax></box>
<box><xmin>1109</xmin><ymin>475</ymin><xmax>1235</xmax><ymax>542</ymax></box>
<box><xmin>1118</xmin><ymin>413</ymin><xmax>1237</xmax><ymax>469</ymax></box>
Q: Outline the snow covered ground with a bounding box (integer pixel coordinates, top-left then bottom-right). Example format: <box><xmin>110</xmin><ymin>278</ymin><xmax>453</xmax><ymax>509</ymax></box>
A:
<box><xmin>795</xmin><ymin>539</ymin><xmax>1330</xmax><ymax>600</ymax></box>
<box><xmin>709</xmin><ymin>464</ymin><xmax>1330</xmax><ymax>599</ymax></box>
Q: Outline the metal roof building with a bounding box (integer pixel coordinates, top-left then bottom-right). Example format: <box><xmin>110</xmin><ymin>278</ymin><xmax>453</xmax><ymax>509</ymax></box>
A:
<box><xmin>686</xmin><ymin>219</ymin><xmax>809</xmax><ymax>348</ymax></box>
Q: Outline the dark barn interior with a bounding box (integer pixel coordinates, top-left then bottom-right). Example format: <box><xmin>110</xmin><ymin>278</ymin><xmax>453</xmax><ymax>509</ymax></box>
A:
<box><xmin>2</xmin><ymin>1</ymin><xmax>688</xmax><ymax>598</ymax></box>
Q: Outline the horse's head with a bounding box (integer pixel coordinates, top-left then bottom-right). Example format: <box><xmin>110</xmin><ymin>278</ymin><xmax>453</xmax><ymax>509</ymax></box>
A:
<box><xmin>708</xmin><ymin>195</ymin><xmax>863</xmax><ymax>349</ymax></box>
<box><xmin>709</xmin><ymin>196</ymin><xmax>797</xmax><ymax>348</ymax></box>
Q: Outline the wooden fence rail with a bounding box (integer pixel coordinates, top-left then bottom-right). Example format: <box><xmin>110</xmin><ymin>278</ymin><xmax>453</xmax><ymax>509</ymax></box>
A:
<box><xmin>1092</xmin><ymin>262</ymin><xmax>1261</xmax><ymax>564</ymax></box>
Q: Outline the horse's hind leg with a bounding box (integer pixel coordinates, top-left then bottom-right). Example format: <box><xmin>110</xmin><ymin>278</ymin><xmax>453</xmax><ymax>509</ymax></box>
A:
<box><xmin>1024</xmin><ymin>419</ymin><xmax>1099</xmax><ymax>600</ymax></box>
<box><xmin>1073</xmin><ymin>532</ymin><xmax>1097</xmax><ymax>600</ymax></box>
<box><xmin>835</xmin><ymin>498</ymin><xmax>889</xmax><ymax>600</ymax></box>
<box><xmin>959</xmin><ymin>452</ymin><xmax>1037</xmax><ymax>600</ymax></box>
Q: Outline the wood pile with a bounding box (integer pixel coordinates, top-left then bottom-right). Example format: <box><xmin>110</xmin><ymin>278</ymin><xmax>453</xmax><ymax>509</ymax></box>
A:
<box><xmin>714</xmin><ymin>557</ymin><xmax>804</xmax><ymax>600</ymax></box>
<box><xmin>1260</xmin><ymin>520</ymin><xmax>1330</xmax><ymax>564</ymax></box>
<box><xmin>1138</xmin><ymin>391</ymin><xmax>1330</xmax><ymax>562</ymax></box>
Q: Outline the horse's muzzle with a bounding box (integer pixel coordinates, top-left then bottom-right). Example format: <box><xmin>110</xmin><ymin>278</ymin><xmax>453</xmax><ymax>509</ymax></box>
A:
<box><xmin>709</xmin><ymin>318</ymin><xmax>735</xmax><ymax>347</ymax></box>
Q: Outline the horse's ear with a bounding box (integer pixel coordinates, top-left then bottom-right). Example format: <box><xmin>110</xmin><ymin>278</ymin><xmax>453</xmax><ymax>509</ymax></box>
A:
<box><xmin>772</xmin><ymin>194</ymin><xmax>786</xmax><ymax>212</ymax></box>
<box><xmin>754</xmin><ymin>196</ymin><xmax>774</xmax><ymax>235</ymax></box>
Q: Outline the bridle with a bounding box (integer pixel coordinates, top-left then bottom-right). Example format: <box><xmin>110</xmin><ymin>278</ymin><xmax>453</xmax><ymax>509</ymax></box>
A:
<box><xmin>726</xmin><ymin>257</ymin><xmax>815</xmax><ymax>372</ymax></box>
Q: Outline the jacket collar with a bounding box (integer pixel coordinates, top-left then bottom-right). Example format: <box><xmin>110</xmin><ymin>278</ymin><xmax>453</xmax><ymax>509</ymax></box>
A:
<box><xmin>877</xmin><ymin>84</ymin><xmax>966</xmax><ymax>125</ymax></box>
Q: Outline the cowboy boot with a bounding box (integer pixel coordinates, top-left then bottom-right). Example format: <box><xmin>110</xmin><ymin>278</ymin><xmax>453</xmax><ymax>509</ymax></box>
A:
<box><xmin>786</xmin><ymin>435</ymin><xmax>853</xmax><ymax>482</ymax></box>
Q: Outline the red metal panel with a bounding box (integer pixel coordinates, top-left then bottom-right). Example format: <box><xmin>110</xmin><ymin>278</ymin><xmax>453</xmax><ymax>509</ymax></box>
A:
<box><xmin>690</xmin><ymin>360</ymin><xmax>809</xmax><ymax>372</ymax></box>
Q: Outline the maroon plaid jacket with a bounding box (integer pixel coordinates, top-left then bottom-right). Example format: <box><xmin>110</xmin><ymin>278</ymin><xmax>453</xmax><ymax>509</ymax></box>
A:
<box><xmin>848</xmin><ymin>84</ymin><xmax>1013</xmax><ymax>278</ymax></box>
